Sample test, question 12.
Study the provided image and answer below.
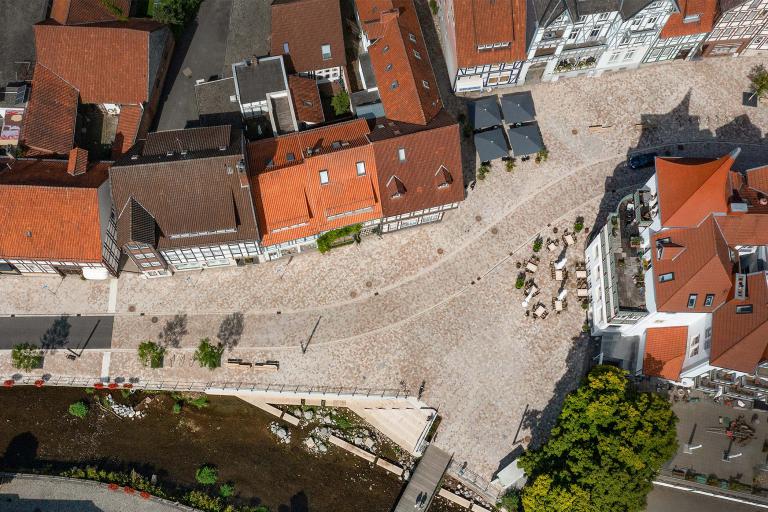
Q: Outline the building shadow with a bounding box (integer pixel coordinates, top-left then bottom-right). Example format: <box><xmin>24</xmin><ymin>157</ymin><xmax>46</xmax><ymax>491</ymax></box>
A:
<box><xmin>217</xmin><ymin>312</ymin><xmax>244</xmax><ymax>351</ymax></box>
<box><xmin>278</xmin><ymin>491</ymin><xmax>309</xmax><ymax>512</ymax></box>
<box><xmin>0</xmin><ymin>494</ymin><xmax>105</xmax><ymax>512</ymax></box>
<box><xmin>1</xmin><ymin>432</ymin><xmax>38</xmax><ymax>468</ymax></box>
<box><xmin>40</xmin><ymin>316</ymin><xmax>71</xmax><ymax>350</ymax></box>
<box><xmin>159</xmin><ymin>314</ymin><xmax>188</xmax><ymax>348</ymax></box>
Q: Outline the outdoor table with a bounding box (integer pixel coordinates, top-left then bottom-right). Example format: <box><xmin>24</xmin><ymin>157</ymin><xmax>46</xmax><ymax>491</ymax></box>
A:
<box><xmin>547</xmin><ymin>242</ymin><xmax>557</xmax><ymax>251</ymax></box>
<box><xmin>577</xmin><ymin>288</ymin><xmax>589</xmax><ymax>297</ymax></box>
<box><xmin>555</xmin><ymin>300</ymin><xmax>563</xmax><ymax>312</ymax></box>
<box><xmin>534</xmin><ymin>305</ymin><xmax>546</xmax><ymax>317</ymax></box>
<box><xmin>564</xmin><ymin>234</ymin><xmax>575</xmax><ymax>246</ymax></box>
<box><xmin>555</xmin><ymin>269</ymin><xmax>564</xmax><ymax>281</ymax></box>
<box><xmin>576</xmin><ymin>270</ymin><xmax>587</xmax><ymax>279</ymax></box>
<box><xmin>526</xmin><ymin>262</ymin><xmax>538</xmax><ymax>272</ymax></box>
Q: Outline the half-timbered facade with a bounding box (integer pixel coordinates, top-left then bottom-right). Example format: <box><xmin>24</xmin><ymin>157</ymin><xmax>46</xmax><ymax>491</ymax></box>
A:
<box><xmin>703</xmin><ymin>0</ymin><xmax>768</xmax><ymax>57</ymax></box>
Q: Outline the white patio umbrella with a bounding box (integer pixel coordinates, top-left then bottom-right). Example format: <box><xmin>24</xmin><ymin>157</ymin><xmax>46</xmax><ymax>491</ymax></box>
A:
<box><xmin>558</xmin><ymin>289</ymin><xmax>568</xmax><ymax>300</ymax></box>
<box><xmin>555</xmin><ymin>257</ymin><xmax>568</xmax><ymax>270</ymax></box>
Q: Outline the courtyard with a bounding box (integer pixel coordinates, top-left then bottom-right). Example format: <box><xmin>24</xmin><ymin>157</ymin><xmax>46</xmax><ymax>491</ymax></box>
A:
<box><xmin>2</xmin><ymin>56</ymin><xmax>768</xmax><ymax>482</ymax></box>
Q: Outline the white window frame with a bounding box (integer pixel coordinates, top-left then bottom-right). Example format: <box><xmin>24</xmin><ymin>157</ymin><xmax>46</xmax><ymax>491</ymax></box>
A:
<box><xmin>319</xmin><ymin>169</ymin><xmax>329</xmax><ymax>184</ymax></box>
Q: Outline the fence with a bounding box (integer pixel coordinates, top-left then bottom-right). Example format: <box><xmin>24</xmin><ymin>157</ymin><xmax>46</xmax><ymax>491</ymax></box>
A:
<box><xmin>447</xmin><ymin>460</ymin><xmax>504</xmax><ymax>502</ymax></box>
<box><xmin>3</xmin><ymin>374</ymin><xmax>410</xmax><ymax>399</ymax></box>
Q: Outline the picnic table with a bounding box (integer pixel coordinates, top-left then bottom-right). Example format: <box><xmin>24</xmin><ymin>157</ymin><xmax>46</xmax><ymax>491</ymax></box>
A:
<box><xmin>576</xmin><ymin>270</ymin><xmax>587</xmax><ymax>279</ymax></box>
<box><xmin>577</xmin><ymin>288</ymin><xmax>589</xmax><ymax>297</ymax></box>
<box><xmin>554</xmin><ymin>300</ymin><xmax>564</xmax><ymax>312</ymax></box>
<box><xmin>533</xmin><ymin>304</ymin><xmax>547</xmax><ymax>317</ymax></box>
<box><xmin>526</xmin><ymin>261</ymin><xmax>538</xmax><ymax>272</ymax></box>
<box><xmin>563</xmin><ymin>234</ymin><xmax>576</xmax><ymax>246</ymax></box>
<box><xmin>555</xmin><ymin>269</ymin><xmax>565</xmax><ymax>281</ymax></box>
<box><xmin>547</xmin><ymin>241</ymin><xmax>558</xmax><ymax>251</ymax></box>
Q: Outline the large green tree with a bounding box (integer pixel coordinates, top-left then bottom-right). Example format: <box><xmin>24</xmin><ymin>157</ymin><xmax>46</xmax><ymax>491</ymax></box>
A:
<box><xmin>519</xmin><ymin>365</ymin><xmax>678</xmax><ymax>512</ymax></box>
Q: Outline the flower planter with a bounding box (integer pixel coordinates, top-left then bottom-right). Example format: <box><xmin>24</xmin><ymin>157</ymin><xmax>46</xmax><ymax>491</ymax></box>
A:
<box><xmin>34</xmin><ymin>380</ymin><xmax>45</xmax><ymax>388</ymax></box>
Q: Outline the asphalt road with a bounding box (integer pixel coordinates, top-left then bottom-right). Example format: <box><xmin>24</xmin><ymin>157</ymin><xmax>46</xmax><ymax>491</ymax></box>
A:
<box><xmin>0</xmin><ymin>316</ymin><xmax>113</xmax><ymax>351</ymax></box>
<box><xmin>154</xmin><ymin>0</ymin><xmax>233</xmax><ymax>130</ymax></box>
<box><xmin>647</xmin><ymin>484</ymin><xmax>767</xmax><ymax>512</ymax></box>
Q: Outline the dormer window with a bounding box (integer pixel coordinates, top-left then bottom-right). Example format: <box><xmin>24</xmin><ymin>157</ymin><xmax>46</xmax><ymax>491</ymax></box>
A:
<box><xmin>683</xmin><ymin>14</ymin><xmax>701</xmax><ymax>24</ymax></box>
<box><xmin>383</xmin><ymin>45</ymin><xmax>390</xmax><ymax>53</ymax></box>
<box><xmin>386</xmin><ymin>63</ymin><xmax>393</xmax><ymax>71</ymax></box>
<box><xmin>286</xmin><ymin>152</ymin><xmax>295</xmax><ymax>162</ymax></box>
<box><xmin>422</xmin><ymin>80</ymin><xmax>430</xmax><ymax>89</ymax></box>
<box><xmin>391</xmin><ymin>80</ymin><xmax>399</xmax><ymax>89</ymax></box>
<box><xmin>704</xmin><ymin>294</ymin><xmax>715</xmax><ymax>307</ymax></box>
<box><xmin>436</xmin><ymin>165</ymin><xmax>453</xmax><ymax>189</ymax></box>
<box><xmin>659</xmin><ymin>272</ymin><xmax>674</xmax><ymax>283</ymax></box>
<box><xmin>319</xmin><ymin>169</ymin><xmax>329</xmax><ymax>184</ymax></box>
<box><xmin>413</xmin><ymin>50</ymin><xmax>421</xmax><ymax>60</ymax></box>
<box><xmin>321</xmin><ymin>44</ymin><xmax>332</xmax><ymax>61</ymax></box>
<box><xmin>398</xmin><ymin>148</ymin><xmax>406</xmax><ymax>162</ymax></box>
<box><xmin>283</xmin><ymin>42</ymin><xmax>290</xmax><ymax>53</ymax></box>
<box><xmin>687</xmin><ymin>294</ymin><xmax>697</xmax><ymax>308</ymax></box>
<box><xmin>409</xmin><ymin>33</ymin><xmax>417</xmax><ymax>43</ymax></box>
<box><xmin>387</xmin><ymin>175</ymin><xmax>406</xmax><ymax>198</ymax></box>
<box><xmin>356</xmin><ymin>161</ymin><xmax>366</xmax><ymax>176</ymax></box>
<box><xmin>736</xmin><ymin>305</ymin><xmax>753</xmax><ymax>314</ymax></box>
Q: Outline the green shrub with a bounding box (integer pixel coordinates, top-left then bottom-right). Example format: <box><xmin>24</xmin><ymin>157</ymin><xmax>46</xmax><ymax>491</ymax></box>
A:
<box><xmin>574</xmin><ymin>215</ymin><xmax>585</xmax><ymax>233</ymax></box>
<box><xmin>173</xmin><ymin>402</ymin><xmax>182</xmax><ymax>414</ymax></box>
<box><xmin>505</xmin><ymin>158</ymin><xmax>516</xmax><ymax>172</ymax></box>
<box><xmin>477</xmin><ymin>164</ymin><xmax>490</xmax><ymax>180</ymax></box>
<box><xmin>429</xmin><ymin>0</ymin><xmax>438</xmax><ymax>14</ymax></box>
<box><xmin>11</xmin><ymin>343</ymin><xmax>43</xmax><ymax>371</ymax></box>
<box><xmin>515</xmin><ymin>275</ymin><xmax>525</xmax><ymax>289</ymax></box>
<box><xmin>188</xmin><ymin>395</ymin><xmax>209</xmax><ymax>409</ymax></box>
<box><xmin>316</xmin><ymin>224</ymin><xmax>362</xmax><ymax>254</ymax></box>
<box><xmin>85</xmin><ymin>387</ymin><xmax>95</xmax><ymax>395</ymax></box>
<box><xmin>331</xmin><ymin>90</ymin><xmax>350</xmax><ymax>115</ymax></box>
<box><xmin>120</xmin><ymin>389</ymin><xmax>132</xmax><ymax>399</ymax></box>
<box><xmin>68</xmin><ymin>401</ymin><xmax>89</xmax><ymax>419</ymax></box>
<box><xmin>138</xmin><ymin>340</ymin><xmax>165</xmax><ymax>368</ymax></box>
<box><xmin>532</xmin><ymin>236</ymin><xmax>543</xmax><ymax>252</ymax></box>
<box><xmin>534</xmin><ymin>147</ymin><xmax>549</xmax><ymax>164</ymax></box>
<box><xmin>195</xmin><ymin>465</ymin><xmax>218</xmax><ymax>485</ymax></box>
<box><xmin>219</xmin><ymin>483</ymin><xmax>235</xmax><ymax>498</ymax></box>
<box><xmin>152</xmin><ymin>0</ymin><xmax>203</xmax><ymax>29</ymax></box>
<box><xmin>333</xmin><ymin>415</ymin><xmax>354</xmax><ymax>429</ymax></box>
<box><xmin>194</xmin><ymin>338</ymin><xmax>224</xmax><ymax>370</ymax></box>
<box><xmin>498</xmin><ymin>489</ymin><xmax>521</xmax><ymax>511</ymax></box>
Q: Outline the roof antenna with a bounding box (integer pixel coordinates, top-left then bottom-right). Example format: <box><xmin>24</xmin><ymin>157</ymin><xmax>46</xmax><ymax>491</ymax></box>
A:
<box><xmin>176</xmin><ymin>137</ymin><xmax>187</xmax><ymax>156</ymax></box>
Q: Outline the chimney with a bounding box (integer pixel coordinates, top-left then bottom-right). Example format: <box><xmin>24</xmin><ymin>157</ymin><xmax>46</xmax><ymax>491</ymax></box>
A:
<box><xmin>67</xmin><ymin>148</ymin><xmax>88</xmax><ymax>176</ymax></box>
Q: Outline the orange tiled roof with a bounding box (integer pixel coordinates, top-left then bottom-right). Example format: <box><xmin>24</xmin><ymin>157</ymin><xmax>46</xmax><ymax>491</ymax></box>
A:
<box><xmin>659</xmin><ymin>0</ymin><xmax>718</xmax><ymax>39</ymax></box>
<box><xmin>34</xmin><ymin>19</ymin><xmax>167</xmax><ymax>105</ymax></box>
<box><xmin>288</xmin><ymin>75</ymin><xmax>325</xmax><ymax>124</ymax></box>
<box><xmin>0</xmin><ymin>184</ymin><xmax>104</xmax><ymax>261</ymax></box>
<box><xmin>453</xmin><ymin>0</ymin><xmax>528</xmax><ymax>67</ymax></box>
<box><xmin>50</xmin><ymin>0</ymin><xmax>133</xmax><ymax>25</ymax></box>
<box><xmin>246</xmin><ymin>119</ymin><xmax>382</xmax><ymax>246</ymax></box>
<box><xmin>710</xmin><ymin>272</ymin><xmax>768</xmax><ymax>374</ymax></box>
<box><xmin>643</xmin><ymin>326</ymin><xmax>689</xmax><ymax>381</ymax></box>
<box><xmin>715</xmin><ymin>215</ymin><xmax>768</xmax><ymax>246</ymax></box>
<box><xmin>21</xmin><ymin>64</ymin><xmax>79</xmax><ymax>156</ymax></box>
<box><xmin>357</xmin><ymin>0</ymin><xmax>442</xmax><ymax>125</ymax></box>
<box><xmin>652</xmin><ymin>216</ymin><xmax>733</xmax><ymax>312</ymax></box>
<box><xmin>271</xmin><ymin>0</ymin><xmax>347</xmax><ymax>73</ymax></box>
<box><xmin>655</xmin><ymin>152</ymin><xmax>734</xmax><ymax>228</ymax></box>
<box><xmin>111</xmin><ymin>104</ymin><xmax>144</xmax><ymax>158</ymax></box>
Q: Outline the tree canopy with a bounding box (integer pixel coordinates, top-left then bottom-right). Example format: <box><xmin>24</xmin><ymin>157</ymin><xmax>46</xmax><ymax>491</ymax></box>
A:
<box><xmin>11</xmin><ymin>343</ymin><xmax>43</xmax><ymax>372</ymax></box>
<box><xmin>519</xmin><ymin>365</ymin><xmax>678</xmax><ymax>512</ymax></box>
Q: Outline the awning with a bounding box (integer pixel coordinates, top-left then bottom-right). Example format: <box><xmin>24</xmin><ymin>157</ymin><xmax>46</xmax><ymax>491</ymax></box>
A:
<box><xmin>507</xmin><ymin>123</ymin><xmax>544</xmax><ymax>156</ymax></box>
<box><xmin>455</xmin><ymin>74</ymin><xmax>483</xmax><ymax>92</ymax></box>
<box><xmin>474</xmin><ymin>127</ymin><xmax>509</xmax><ymax>162</ymax></box>
<box><xmin>83</xmin><ymin>267</ymin><xmax>110</xmax><ymax>280</ymax></box>
<box><xmin>501</xmin><ymin>92</ymin><xmax>536</xmax><ymax>124</ymax></box>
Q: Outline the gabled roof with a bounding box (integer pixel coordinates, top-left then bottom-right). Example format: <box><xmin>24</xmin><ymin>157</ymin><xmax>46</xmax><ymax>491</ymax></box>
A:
<box><xmin>110</xmin><ymin>126</ymin><xmax>259</xmax><ymax>249</ymax></box>
<box><xmin>356</xmin><ymin>0</ymin><xmax>442</xmax><ymax>125</ymax></box>
<box><xmin>659</xmin><ymin>0</ymin><xmax>718</xmax><ymax>39</ymax></box>
<box><xmin>0</xmin><ymin>157</ymin><xmax>110</xmax><ymax>187</ymax></box>
<box><xmin>452</xmin><ymin>0</ymin><xmax>528</xmax><ymax>67</ymax></box>
<box><xmin>288</xmin><ymin>75</ymin><xmax>325</xmax><ymax>124</ymax></box>
<box><xmin>21</xmin><ymin>64</ymin><xmax>79</xmax><ymax>156</ymax></box>
<box><xmin>715</xmin><ymin>215</ymin><xmax>768</xmax><ymax>246</ymax></box>
<box><xmin>246</xmin><ymin>119</ymin><xmax>382</xmax><ymax>247</ymax></box>
<box><xmin>710</xmin><ymin>272</ymin><xmax>768</xmax><ymax>374</ymax></box>
<box><xmin>33</xmin><ymin>19</ymin><xmax>169</xmax><ymax>104</ymax></box>
<box><xmin>112</xmin><ymin>104</ymin><xmax>144</xmax><ymax>158</ymax></box>
<box><xmin>270</xmin><ymin>0</ymin><xmax>347</xmax><ymax>73</ymax></box>
<box><xmin>652</xmin><ymin>216</ymin><xmax>733</xmax><ymax>312</ymax></box>
<box><xmin>655</xmin><ymin>151</ymin><xmax>736</xmax><ymax>228</ymax></box>
<box><xmin>369</xmin><ymin>111</ymin><xmax>464</xmax><ymax>217</ymax></box>
<box><xmin>0</xmin><ymin>184</ymin><xmax>104</xmax><ymax>261</ymax></box>
<box><xmin>50</xmin><ymin>0</ymin><xmax>133</xmax><ymax>25</ymax></box>
<box><xmin>643</xmin><ymin>326</ymin><xmax>688</xmax><ymax>381</ymax></box>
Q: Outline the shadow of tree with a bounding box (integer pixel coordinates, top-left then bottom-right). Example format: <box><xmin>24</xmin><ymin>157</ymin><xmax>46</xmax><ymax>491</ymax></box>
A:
<box><xmin>159</xmin><ymin>314</ymin><xmax>188</xmax><ymax>348</ymax></box>
<box><xmin>217</xmin><ymin>312</ymin><xmax>244</xmax><ymax>351</ymax></box>
<box><xmin>40</xmin><ymin>316</ymin><xmax>71</xmax><ymax>350</ymax></box>
<box><xmin>1</xmin><ymin>432</ymin><xmax>38</xmax><ymax>468</ymax></box>
<box><xmin>278</xmin><ymin>491</ymin><xmax>309</xmax><ymax>512</ymax></box>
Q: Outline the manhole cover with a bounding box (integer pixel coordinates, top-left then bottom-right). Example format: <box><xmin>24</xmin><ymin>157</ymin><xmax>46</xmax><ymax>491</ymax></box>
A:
<box><xmin>491</xmin><ymin>227</ymin><xmax>499</xmax><ymax>235</ymax></box>
<box><xmin>128</xmin><ymin>305</ymin><xmax>136</xmax><ymax>312</ymax></box>
<box><xmin>151</xmin><ymin>316</ymin><xmax>158</xmax><ymax>323</ymax></box>
<box><xmin>437</xmin><ymin>248</ymin><xmax>444</xmax><ymax>255</ymax></box>
<box><xmin>365</xmin><ymin>281</ymin><xmax>373</xmax><ymax>288</ymax></box>
<box><xmin>475</xmin><ymin>215</ymin><xmax>482</xmax><ymax>222</ymax></box>
<box><xmin>571</xmin><ymin>128</ymin><xmax>578</xmax><ymax>135</ymax></box>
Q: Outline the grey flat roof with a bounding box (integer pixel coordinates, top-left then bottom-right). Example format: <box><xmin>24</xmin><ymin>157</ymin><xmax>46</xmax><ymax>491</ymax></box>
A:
<box><xmin>233</xmin><ymin>57</ymin><xmax>288</xmax><ymax>104</ymax></box>
<box><xmin>359</xmin><ymin>52</ymin><xmax>377</xmax><ymax>89</ymax></box>
<box><xmin>501</xmin><ymin>91</ymin><xmax>536</xmax><ymax>124</ymax></box>
<box><xmin>470</xmin><ymin>97</ymin><xmax>502</xmax><ymax>130</ymax></box>
<box><xmin>475</xmin><ymin>127</ymin><xmax>509</xmax><ymax>162</ymax></box>
<box><xmin>508</xmin><ymin>122</ymin><xmax>544</xmax><ymax>156</ymax></box>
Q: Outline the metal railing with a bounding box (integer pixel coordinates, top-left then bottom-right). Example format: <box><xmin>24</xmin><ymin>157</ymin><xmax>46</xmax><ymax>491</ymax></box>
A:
<box><xmin>4</xmin><ymin>374</ymin><xmax>410</xmax><ymax>399</ymax></box>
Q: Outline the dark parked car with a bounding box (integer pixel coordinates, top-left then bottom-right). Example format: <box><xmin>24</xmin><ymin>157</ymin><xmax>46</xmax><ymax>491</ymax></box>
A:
<box><xmin>628</xmin><ymin>152</ymin><xmax>658</xmax><ymax>169</ymax></box>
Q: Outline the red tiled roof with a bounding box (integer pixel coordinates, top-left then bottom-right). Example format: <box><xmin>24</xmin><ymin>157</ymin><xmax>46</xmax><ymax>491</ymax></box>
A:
<box><xmin>21</xmin><ymin>64</ymin><xmax>79</xmax><ymax>156</ymax></box>
<box><xmin>67</xmin><ymin>147</ymin><xmax>89</xmax><ymax>175</ymax></box>
<box><xmin>357</xmin><ymin>0</ymin><xmax>442</xmax><ymax>125</ymax></box>
<box><xmin>652</xmin><ymin>216</ymin><xmax>733</xmax><ymax>312</ymax></box>
<box><xmin>655</xmin><ymin>153</ymin><xmax>734</xmax><ymax>228</ymax></box>
<box><xmin>452</xmin><ymin>0</ymin><xmax>528</xmax><ymax>67</ymax></box>
<box><xmin>112</xmin><ymin>104</ymin><xmax>144</xmax><ymax>158</ymax></box>
<box><xmin>0</xmin><ymin>157</ymin><xmax>110</xmax><ymax>187</ymax></box>
<box><xmin>715</xmin><ymin>215</ymin><xmax>768</xmax><ymax>246</ymax></box>
<box><xmin>50</xmin><ymin>0</ymin><xmax>133</xmax><ymax>25</ymax></box>
<box><xmin>271</xmin><ymin>0</ymin><xmax>347</xmax><ymax>73</ymax></box>
<box><xmin>660</xmin><ymin>0</ymin><xmax>718</xmax><ymax>39</ymax></box>
<box><xmin>246</xmin><ymin>119</ymin><xmax>382</xmax><ymax>246</ymax></box>
<box><xmin>643</xmin><ymin>326</ymin><xmax>689</xmax><ymax>381</ymax></box>
<box><xmin>369</xmin><ymin>111</ymin><xmax>464</xmax><ymax>216</ymax></box>
<box><xmin>710</xmin><ymin>272</ymin><xmax>768</xmax><ymax>374</ymax></box>
<box><xmin>0</xmin><ymin>184</ymin><xmax>104</xmax><ymax>261</ymax></box>
<box><xmin>34</xmin><ymin>19</ymin><xmax>167</xmax><ymax>105</ymax></box>
<box><xmin>288</xmin><ymin>75</ymin><xmax>325</xmax><ymax>124</ymax></box>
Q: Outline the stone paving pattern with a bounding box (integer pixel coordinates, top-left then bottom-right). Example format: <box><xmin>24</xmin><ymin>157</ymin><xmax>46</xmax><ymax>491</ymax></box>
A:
<box><xmin>2</xmin><ymin>57</ymin><xmax>768</xmax><ymax>479</ymax></box>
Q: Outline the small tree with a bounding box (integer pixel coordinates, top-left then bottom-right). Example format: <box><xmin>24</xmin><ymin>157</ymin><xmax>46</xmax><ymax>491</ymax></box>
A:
<box><xmin>574</xmin><ymin>215</ymin><xmax>585</xmax><ymax>232</ymax></box>
<box><xmin>515</xmin><ymin>274</ymin><xmax>525</xmax><ymax>289</ymax></box>
<box><xmin>505</xmin><ymin>158</ymin><xmax>516</xmax><ymax>172</ymax></box>
<box><xmin>68</xmin><ymin>401</ymin><xmax>89</xmax><ymax>419</ymax></box>
<box><xmin>137</xmin><ymin>341</ymin><xmax>165</xmax><ymax>368</ymax></box>
<box><xmin>534</xmin><ymin>147</ymin><xmax>549</xmax><ymax>164</ymax></box>
<box><xmin>195</xmin><ymin>465</ymin><xmax>218</xmax><ymax>485</ymax></box>
<box><xmin>11</xmin><ymin>343</ymin><xmax>43</xmax><ymax>371</ymax></box>
<box><xmin>219</xmin><ymin>483</ymin><xmax>234</xmax><ymax>498</ymax></box>
<box><xmin>477</xmin><ymin>164</ymin><xmax>490</xmax><ymax>180</ymax></box>
<box><xmin>748</xmin><ymin>64</ymin><xmax>768</xmax><ymax>102</ymax></box>
<box><xmin>331</xmin><ymin>90</ymin><xmax>350</xmax><ymax>115</ymax></box>
<box><xmin>532</xmin><ymin>236</ymin><xmax>543</xmax><ymax>252</ymax></box>
<box><xmin>153</xmin><ymin>0</ymin><xmax>203</xmax><ymax>27</ymax></box>
<box><xmin>429</xmin><ymin>0</ymin><xmax>439</xmax><ymax>15</ymax></box>
<box><xmin>194</xmin><ymin>338</ymin><xmax>223</xmax><ymax>370</ymax></box>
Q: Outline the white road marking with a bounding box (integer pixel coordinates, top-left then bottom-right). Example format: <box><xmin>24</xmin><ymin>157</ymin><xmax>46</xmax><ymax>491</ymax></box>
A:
<box><xmin>107</xmin><ymin>278</ymin><xmax>118</xmax><ymax>313</ymax></box>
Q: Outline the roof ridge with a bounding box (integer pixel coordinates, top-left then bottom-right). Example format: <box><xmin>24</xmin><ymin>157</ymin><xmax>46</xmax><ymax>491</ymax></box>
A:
<box><xmin>35</xmin><ymin>62</ymin><xmax>81</xmax><ymax>95</ymax></box>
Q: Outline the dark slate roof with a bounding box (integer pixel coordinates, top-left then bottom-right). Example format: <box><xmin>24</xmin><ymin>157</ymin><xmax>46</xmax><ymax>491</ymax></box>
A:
<box><xmin>531</xmin><ymin>0</ymin><xmax>569</xmax><ymax>26</ymax></box>
<box><xmin>501</xmin><ymin>92</ymin><xmax>536</xmax><ymax>124</ymax></box>
<box><xmin>128</xmin><ymin>198</ymin><xmax>158</xmax><ymax>245</ymax></box>
<box><xmin>139</xmin><ymin>125</ymin><xmax>236</xmax><ymax>159</ymax></box>
<box><xmin>233</xmin><ymin>57</ymin><xmax>288</xmax><ymax>105</ymax></box>
<box><xmin>508</xmin><ymin>122</ymin><xmax>544</xmax><ymax>156</ymax></box>
<box><xmin>194</xmin><ymin>78</ymin><xmax>243</xmax><ymax>128</ymax></box>
<box><xmin>470</xmin><ymin>97</ymin><xmax>503</xmax><ymax>131</ymax></box>
<box><xmin>532</xmin><ymin>0</ymin><xmax>654</xmax><ymax>25</ymax></box>
<box><xmin>475</xmin><ymin>128</ymin><xmax>509</xmax><ymax>162</ymax></box>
